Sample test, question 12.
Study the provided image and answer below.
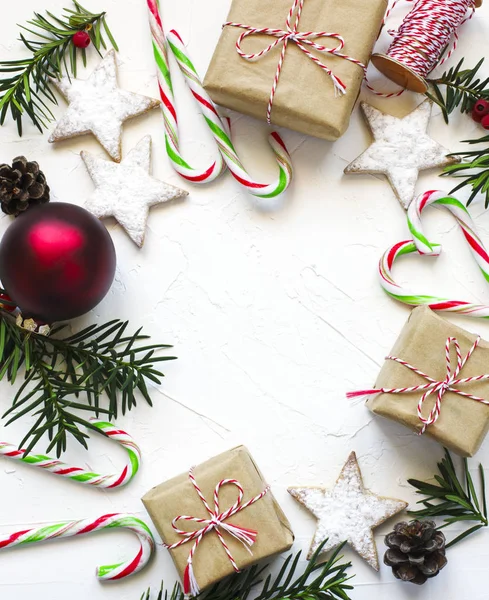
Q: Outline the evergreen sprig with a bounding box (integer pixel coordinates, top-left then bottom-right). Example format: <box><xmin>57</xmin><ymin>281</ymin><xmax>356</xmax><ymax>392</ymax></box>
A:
<box><xmin>442</xmin><ymin>135</ymin><xmax>489</xmax><ymax>207</ymax></box>
<box><xmin>408</xmin><ymin>449</ymin><xmax>488</xmax><ymax>549</ymax></box>
<box><xmin>140</xmin><ymin>541</ymin><xmax>354</xmax><ymax>600</ymax></box>
<box><xmin>0</xmin><ymin>306</ymin><xmax>175</xmax><ymax>457</ymax></box>
<box><xmin>426</xmin><ymin>58</ymin><xmax>489</xmax><ymax>124</ymax></box>
<box><xmin>0</xmin><ymin>1</ymin><xmax>118</xmax><ymax>135</ymax></box>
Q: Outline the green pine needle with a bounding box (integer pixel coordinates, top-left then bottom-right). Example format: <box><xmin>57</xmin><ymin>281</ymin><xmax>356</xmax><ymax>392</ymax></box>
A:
<box><xmin>441</xmin><ymin>134</ymin><xmax>489</xmax><ymax>208</ymax></box>
<box><xmin>140</xmin><ymin>540</ymin><xmax>354</xmax><ymax>600</ymax></box>
<box><xmin>0</xmin><ymin>1</ymin><xmax>118</xmax><ymax>135</ymax></box>
<box><xmin>426</xmin><ymin>58</ymin><xmax>489</xmax><ymax>207</ymax></box>
<box><xmin>0</xmin><ymin>301</ymin><xmax>175</xmax><ymax>457</ymax></box>
<box><xmin>426</xmin><ymin>58</ymin><xmax>489</xmax><ymax>124</ymax></box>
<box><xmin>408</xmin><ymin>449</ymin><xmax>488</xmax><ymax>549</ymax></box>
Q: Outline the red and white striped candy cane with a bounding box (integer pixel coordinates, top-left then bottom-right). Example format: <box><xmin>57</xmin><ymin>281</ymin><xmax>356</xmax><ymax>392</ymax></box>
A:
<box><xmin>0</xmin><ymin>513</ymin><xmax>155</xmax><ymax>581</ymax></box>
<box><xmin>147</xmin><ymin>0</ymin><xmax>225</xmax><ymax>183</ymax></box>
<box><xmin>0</xmin><ymin>419</ymin><xmax>141</xmax><ymax>489</ymax></box>
<box><xmin>146</xmin><ymin>0</ymin><xmax>293</xmax><ymax>203</ymax></box>
<box><xmin>163</xmin><ymin>467</ymin><xmax>269</xmax><ymax>596</ymax></box>
<box><xmin>379</xmin><ymin>190</ymin><xmax>489</xmax><ymax>318</ymax></box>
<box><xmin>348</xmin><ymin>336</ymin><xmax>489</xmax><ymax>434</ymax></box>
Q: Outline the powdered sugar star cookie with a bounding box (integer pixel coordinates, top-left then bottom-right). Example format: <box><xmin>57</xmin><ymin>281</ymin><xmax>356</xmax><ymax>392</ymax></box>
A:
<box><xmin>49</xmin><ymin>50</ymin><xmax>160</xmax><ymax>162</ymax></box>
<box><xmin>288</xmin><ymin>452</ymin><xmax>407</xmax><ymax>570</ymax></box>
<box><xmin>82</xmin><ymin>135</ymin><xmax>188</xmax><ymax>247</ymax></box>
<box><xmin>344</xmin><ymin>100</ymin><xmax>460</xmax><ymax>209</ymax></box>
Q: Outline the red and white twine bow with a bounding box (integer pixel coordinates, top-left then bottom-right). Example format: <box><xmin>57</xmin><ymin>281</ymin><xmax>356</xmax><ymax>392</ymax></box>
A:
<box><xmin>224</xmin><ymin>0</ymin><xmax>366</xmax><ymax>124</ymax></box>
<box><xmin>348</xmin><ymin>337</ymin><xmax>489</xmax><ymax>434</ymax></box>
<box><xmin>164</xmin><ymin>468</ymin><xmax>269</xmax><ymax>596</ymax></box>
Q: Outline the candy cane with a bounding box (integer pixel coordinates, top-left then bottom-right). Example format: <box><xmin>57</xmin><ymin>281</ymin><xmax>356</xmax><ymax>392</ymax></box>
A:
<box><xmin>147</xmin><ymin>0</ymin><xmax>225</xmax><ymax>183</ymax></box>
<box><xmin>146</xmin><ymin>0</ymin><xmax>293</xmax><ymax>202</ymax></box>
<box><xmin>0</xmin><ymin>513</ymin><xmax>155</xmax><ymax>581</ymax></box>
<box><xmin>0</xmin><ymin>419</ymin><xmax>140</xmax><ymax>489</ymax></box>
<box><xmin>380</xmin><ymin>190</ymin><xmax>489</xmax><ymax>318</ymax></box>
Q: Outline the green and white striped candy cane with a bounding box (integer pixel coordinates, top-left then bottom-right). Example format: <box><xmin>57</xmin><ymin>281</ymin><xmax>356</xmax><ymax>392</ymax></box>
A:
<box><xmin>146</xmin><ymin>0</ymin><xmax>293</xmax><ymax>203</ymax></box>
<box><xmin>0</xmin><ymin>419</ymin><xmax>140</xmax><ymax>488</ymax></box>
<box><xmin>0</xmin><ymin>513</ymin><xmax>155</xmax><ymax>581</ymax></box>
<box><xmin>380</xmin><ymin>190</ymin><xmax>489</xmax><ymax>318</ymax></box>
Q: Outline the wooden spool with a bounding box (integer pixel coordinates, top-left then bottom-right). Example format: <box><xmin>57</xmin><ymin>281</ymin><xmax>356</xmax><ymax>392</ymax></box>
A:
<box><xmin>372</xmin><ymin>0</ymin><xmax>482</xmax><ymax>93</ymax></box>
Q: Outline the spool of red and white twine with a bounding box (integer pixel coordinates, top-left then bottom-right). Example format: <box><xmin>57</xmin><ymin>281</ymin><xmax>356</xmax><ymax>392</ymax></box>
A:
<box><xmin>371</xmin><ymin>0</ymin><xmax>481</xmax><ymax>94</ymax></box>
<box><xmin>163</xmin><ymin>468</ymin><xmax>269</xmax><ymax>597</ymax></box>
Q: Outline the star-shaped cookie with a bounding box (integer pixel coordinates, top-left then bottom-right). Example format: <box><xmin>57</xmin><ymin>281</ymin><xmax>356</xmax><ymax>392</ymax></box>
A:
<box><xmin>344</xmin><ymin>100</ymin><xmax>460</xmax><ymax>209</ymax></box>
<box><xmin>49</xmin><ymin>50</ymin><xmax>160</xmax><ymax>162</ymax></box>
<box><xmin>82</xmin><ymin>135</ymin><xmax>188</xmax><ymax>247</ymax></box>
<box><xmin>288</xmin><ymin>452</ymin><xmax>407</xmax><ymax>570</ymax></box>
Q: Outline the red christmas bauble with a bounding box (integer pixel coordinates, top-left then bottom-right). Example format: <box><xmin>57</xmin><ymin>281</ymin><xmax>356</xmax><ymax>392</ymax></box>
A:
<box><xmin>72</xmin><ymin>30</ymin><xmax>91</xmax><ymax>48</ymax></box>
<box><xmin>0</xmin><ymin>203</ymin><xmax>116</xmax><ymax>323</ymax></box>
<box><xmin>0</xmin><ymin>293</ymin><xmax>16</xmax><ymax>313</ymax></box>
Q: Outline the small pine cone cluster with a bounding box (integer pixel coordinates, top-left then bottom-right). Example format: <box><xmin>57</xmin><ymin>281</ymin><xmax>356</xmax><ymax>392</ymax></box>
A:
<box><xmin>0</xmin><ymin>156</ymin><xmax>50</xmax><ymax>216</ymax></box>
<box><xmin>384</xmin><ymin>520</ymin><xmax>447</xmax><ymax>585</ymax></box>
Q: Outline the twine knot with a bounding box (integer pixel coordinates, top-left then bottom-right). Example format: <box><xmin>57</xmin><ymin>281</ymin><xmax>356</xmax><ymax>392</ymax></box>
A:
<box><xmin>224</xmin><ymin>0</ymin><xmax>366</xmax><ymax>124</ymax></box>
<box><xmin>438</xmin><ymin>381</ymin><xmax>451</xmax><ymax>394</ymax></box>
<box><xmin>163</xmin><ymin>467</ymin><xmax>269</xmax><ymax>597</ymax></box>
<box><xmin>347</xmin><ymin>336</ymin><xmax>489</xmax><ymax>434</ymax></box>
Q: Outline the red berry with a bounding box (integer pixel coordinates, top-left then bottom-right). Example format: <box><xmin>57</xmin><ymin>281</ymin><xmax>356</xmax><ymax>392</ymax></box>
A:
<box><xmin>0</xmin><ymin>292</ymin><xmax>16</xmax><ymax>312</ymax></box>
<box><xmin>472</xmin><ymin>99</ymin><xmax>489</xmax><ymax>123</ymax></box>
<box><xmin>472</xmin><ymin>110</ymin><xmax>483</xmax><ymax>123</ymax></box>
<box><xmin>72</xmin><ymin>31</ymin><xmax>91</xmax><ymax>49</ymax></box>
<box><xmin>481</xmin><ymin>114</ymin><xmax>489</xmax><ymax>130</ymax></box>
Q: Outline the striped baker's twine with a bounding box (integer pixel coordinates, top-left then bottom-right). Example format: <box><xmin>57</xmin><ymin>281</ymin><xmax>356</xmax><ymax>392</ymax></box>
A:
<box><xmin>386</xmin><ymin>0</ymin><xmax>476</xmax><ymax>78</ymax></box>
<box><xmin>163</xmin><ymin>467</ymin><xmax>269</xmax><ymax>596</ymax></box>
<box><xmin>348</xmin><ymin>337</ymin><xmax>489</xmax><ymax>433</ymax></box>
<box><xmin>224</xmin><ymin>0</ymin><xmax>366</xmax><ymax>124</ymax></box>
<box><xmin>367</xmin><ymin>0</ymin><xmax>477</xmax><ymax>97</ymax></box>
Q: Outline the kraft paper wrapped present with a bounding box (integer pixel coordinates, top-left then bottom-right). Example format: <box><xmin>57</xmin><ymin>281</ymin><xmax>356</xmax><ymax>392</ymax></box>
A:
<box><xmin>364</xmin><ymin>307</ymin><xmax>489</xmax><ymax>457</ymax></box>
<box><xmin>142</xmin><ymin>446</ymin><xmax>294</xmax><ymax>593</ymax></box>
<box><xmin>203</xmin><ymin>0</ymin><xmax>388</xmax><ymax>140</ymax></box>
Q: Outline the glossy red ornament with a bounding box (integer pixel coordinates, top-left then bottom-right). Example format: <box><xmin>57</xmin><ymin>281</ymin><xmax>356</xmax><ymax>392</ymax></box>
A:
<box><xmin>72</xmin><ymin>30</ymin><xmax>91</xmax><ymax>48</ymax></box>
<box><xmin>0</xmin><ymin>293</ymin><xmax>16</xmax><ymax>312</ymax></box>
<box><xmin>0</xmin><ymin>203</ymin><xmax>116</xmax><ymax>323</ymax></box>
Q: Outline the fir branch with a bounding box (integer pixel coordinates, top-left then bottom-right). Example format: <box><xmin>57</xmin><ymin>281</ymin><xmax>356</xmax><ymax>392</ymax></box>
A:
<box><xmin>140</xmin><ymin>568</ymin><xmax>263</xmax><ymax>600</ymax></box>
<box><xmin>408</xmin><ymin>449</ymin><xmax>488</xmax><ymax>549</ymax></box>
<box><xmin>0</xmin><ymin>306</ymin><xmax>175</xmax><ymax>457</ymax></box>
<box><xmin>140</xmin><ymin>541</ymin><xmax>354</xmax><ymax>600</ymax></box>
<box><xmin>0</xmin><ymin>1</ymin><xmax>118</xmax><ymax>135</ymax></box>
<box><xmin>426</xmin><ymin>58</ymin><xmax>489</xmax><ymax>124</ymax></box>
<box><xmin>442</xmin><ymin>134</ymin><xmax>489</xmax><ymax>207</ymax></box>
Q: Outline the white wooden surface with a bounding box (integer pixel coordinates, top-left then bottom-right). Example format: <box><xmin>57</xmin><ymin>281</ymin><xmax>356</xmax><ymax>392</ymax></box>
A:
<box><xmin>1</xmin><ymin>1</ymin><xmax>489</xmax><ymax>599</ymax></box>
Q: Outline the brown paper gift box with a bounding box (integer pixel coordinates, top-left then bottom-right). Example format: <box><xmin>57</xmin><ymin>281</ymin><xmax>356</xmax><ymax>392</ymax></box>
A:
<box><xmin>366</xmin><ymin>307</ymin><xmax>489</xmax><ymax>457</ymax></box>
<box><xmin>203</xmin><ymin>0</ymin><xmax>387</xmax><ymax>141</ymax></box>
<box><xmin>142</xmin><ymin>446</ymin><xmax>294</xmax><ymax>591</ymax></box>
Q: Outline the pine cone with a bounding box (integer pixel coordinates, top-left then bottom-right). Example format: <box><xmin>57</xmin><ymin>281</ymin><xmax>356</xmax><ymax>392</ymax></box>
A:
<box><xmin>384</xmin><ymin>520</ymin><xmax>447</xmax><ymax>585</ymax></box>
<box><xmin>0</xmin><ymin>156</ymin><xmax>50</xmax><ymax>216</ymax></box>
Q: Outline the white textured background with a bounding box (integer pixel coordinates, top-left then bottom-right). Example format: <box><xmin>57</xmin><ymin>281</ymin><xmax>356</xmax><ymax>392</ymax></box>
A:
<box><xmin>1</xmin><ymin>1</ymin><xmax>489</xmax><ymax>599</ymax></box>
